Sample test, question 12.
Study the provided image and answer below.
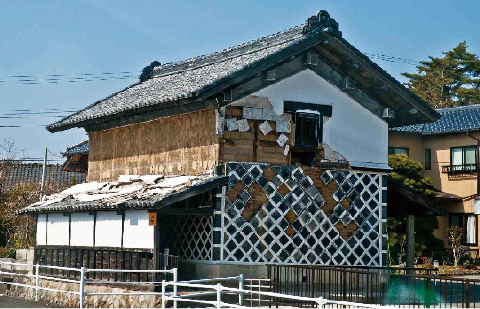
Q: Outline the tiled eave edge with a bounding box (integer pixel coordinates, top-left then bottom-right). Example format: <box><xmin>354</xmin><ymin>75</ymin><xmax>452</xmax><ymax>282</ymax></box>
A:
<box><xmin>17</xmin><ymin>176</ymin><xmax>228</xmax><ymax>215</ymax></box>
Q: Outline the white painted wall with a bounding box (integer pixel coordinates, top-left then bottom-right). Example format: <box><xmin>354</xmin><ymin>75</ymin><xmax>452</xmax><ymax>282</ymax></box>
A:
<box><xmin>253</xmin><ymin>69</ymin><xmax>388</xmax><ymax>165</ymax></box>
<box><xmin>123</xmin><ymin>210</ymin><xmax>154</xmax><ymax>249</ymax></box>
<box><xmin>36</xmin><ymin>214</ymin><xmax>47</xmax><ymax>245</ymax></box>
<box><xmin>46</xmin><ymin>213</ymin><xmax>70</xmax><ymax>246</ymax></box>
<box><xmin>70</xmin><ymin>213</ymin><xmax>94</xmax><ymax>247</ymax></box>
<box><xmin>95</xmin><ymin>211</ymin><xmax>122</xmax><ymax>247</ymax></box>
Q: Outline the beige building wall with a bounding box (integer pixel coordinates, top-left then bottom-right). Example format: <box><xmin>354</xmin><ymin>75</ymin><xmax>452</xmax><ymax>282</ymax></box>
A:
<box><xmin>87</xmin><ymin>109</ymin><xmax>219</xmax><ymax>182</ymax></box>
<box><xmin>389</xmin><ymin>131</ymin><xmax>480</xmax><ymax>255</ymax></box>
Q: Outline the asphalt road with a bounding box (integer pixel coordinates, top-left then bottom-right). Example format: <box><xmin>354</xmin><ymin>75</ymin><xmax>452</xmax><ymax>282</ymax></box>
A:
<box><xmin>0</xmin><ymin>295</ymin><xmax>62</xmax><ymax>308</ymax></box>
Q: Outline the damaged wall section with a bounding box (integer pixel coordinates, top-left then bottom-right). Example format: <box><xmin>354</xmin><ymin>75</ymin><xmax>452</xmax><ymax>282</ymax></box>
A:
<box><xmin>88</xmin><ymin>109</ymin><xmax>219</xmax><ymax>182</ymax></box>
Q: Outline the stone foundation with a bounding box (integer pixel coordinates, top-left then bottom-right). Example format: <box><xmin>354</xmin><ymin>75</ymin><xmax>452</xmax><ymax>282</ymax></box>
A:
<box><xmin>2</xmin><ymin>277</ymin><xmax>162</xmax><ymax>308</ymax></box>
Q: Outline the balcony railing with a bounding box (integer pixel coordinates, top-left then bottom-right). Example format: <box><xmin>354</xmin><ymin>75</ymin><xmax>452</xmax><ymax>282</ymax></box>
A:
<box><xmin>442</xmin><ymin>163</ymin><xmax>478</xmax><ymax>174</ymax></box>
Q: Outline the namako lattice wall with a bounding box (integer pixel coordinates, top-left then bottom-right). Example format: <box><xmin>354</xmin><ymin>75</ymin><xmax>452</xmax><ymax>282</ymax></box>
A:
<box><xmin>210</xmin><ymin>163</ymin><xmax>387</xmax><ymax>266</ymax></box>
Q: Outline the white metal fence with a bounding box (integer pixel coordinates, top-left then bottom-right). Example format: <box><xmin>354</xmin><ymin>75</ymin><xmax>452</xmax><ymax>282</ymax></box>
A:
<box><xmin>162</xmin><ymin>279</ymin><xmax>399</xmax><ymax>309</ymax></box>
<box><xmin>0</xmin><ymin>260</ymin><xmax>176</xmax><ymax>308</ymax></box>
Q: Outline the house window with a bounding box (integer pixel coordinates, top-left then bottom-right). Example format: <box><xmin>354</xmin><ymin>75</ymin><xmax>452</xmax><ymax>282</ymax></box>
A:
<box><xmin>425</xmin><ymin>149</ymin><xmax>432</xmax><ymax>170</ymax></box>
<box><xmin>450</xmin><ymin>146</ymin><xmax>477</xmax><ymax>173</ymax></box>
<box><xmin>294</xmin><ymin>112</ymin><xmax>321</xmax><ymax>148</ymax></box>
<box><xmin>388</xmin><ymin>147</ymin><xmax>409</xmax><ymax>156</ymax></box>
<box><xmin>449</xmin><ymin>213</ymin><xmax>477</xmax><ymax>245</ymax></box>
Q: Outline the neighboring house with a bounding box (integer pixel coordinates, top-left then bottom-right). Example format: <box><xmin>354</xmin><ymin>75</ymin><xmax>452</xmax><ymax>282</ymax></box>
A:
<box><xmin>61</xmin><ymin>140</ymin><xmax>89</xmax><ymax>173</ymax></box>
<box><xmin>0</xmin><ymin>162</ymin><xmax>86</xmax><ymax>195</ymax></box>
<box><xmin>389</xmin><ymin>104</ymin><xmax>480</xmax><ymax>257</ymax></box>
<box><xmin>19</xmin><ymin>10</ymin><xmax>439</xmax><ymax>276</ymax></box>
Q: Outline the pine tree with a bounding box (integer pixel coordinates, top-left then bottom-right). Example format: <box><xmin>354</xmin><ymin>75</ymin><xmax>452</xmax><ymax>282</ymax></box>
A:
<box><xmin>402</xmin><ymin>42</ymin><xmax>480</xmax><ymax>108</ymax></box>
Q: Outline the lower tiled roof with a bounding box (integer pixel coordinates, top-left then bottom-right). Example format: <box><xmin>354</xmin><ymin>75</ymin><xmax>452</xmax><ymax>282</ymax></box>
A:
<box><xmin>0</xmin><ymin>162</ymin><xmax>87</xmax><ymax>194</ymax></box>
<box><xmin>391</xmin><ymin>104</ymin><xmax>480</xmax><ymax>135</ymax></box>
<box><xmin>17</xmin><ymin>174</ymin><xmax>227</xmax><ymax>214</ymax></box>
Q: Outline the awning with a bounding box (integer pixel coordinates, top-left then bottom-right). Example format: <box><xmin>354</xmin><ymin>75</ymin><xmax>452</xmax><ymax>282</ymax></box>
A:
<box><xmin>18</xmin><ymin>174</ymin><xmax>228</xmax><ymax>214</ymax></box>
<box><xmin>387</xmin><ymin>180</ymin><xmax>448</xmax><ymax>217</ymax></box>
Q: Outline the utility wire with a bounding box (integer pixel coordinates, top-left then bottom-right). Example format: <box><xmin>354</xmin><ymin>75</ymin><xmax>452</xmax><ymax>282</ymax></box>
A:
<box><xmin>0</xmin><ymin>52</ymin><xmax>422</xmax><ymax>86</ymax></box>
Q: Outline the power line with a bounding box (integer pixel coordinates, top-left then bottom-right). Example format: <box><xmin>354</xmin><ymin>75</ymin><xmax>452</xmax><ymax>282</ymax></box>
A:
<box><xmin>0</xmin><ymin>71</ymin><xmax>140</xmax><ymax>85</ymax></box>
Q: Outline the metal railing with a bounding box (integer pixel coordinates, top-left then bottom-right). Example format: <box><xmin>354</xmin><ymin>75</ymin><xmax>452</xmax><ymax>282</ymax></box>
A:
<box><xmin>162</xmin><ymin>279</ymin><xmax>396</xmax><ymax>308</ymax></box>
<box><xmin>442</xmin><ymin>163</ymin><xmax>478</xmax><ymax>174</ymax></box>
<box><xmin>0</xmin><ymin>260</ymin><xmax>177</xmax><ymax>308</ymax></box>
<box><xmin>267</xmin><ymin>264</ymin><xmax>480</xmax><ymax>308</ymax></box>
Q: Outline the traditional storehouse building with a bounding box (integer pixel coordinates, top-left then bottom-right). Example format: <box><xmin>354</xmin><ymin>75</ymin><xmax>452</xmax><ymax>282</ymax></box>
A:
<box><xmin>19</xmin><ymin>10</ymin><xmax>439</xmax><ymax>277</ymax></box>
<box><xmin>390</xmin><ymin>105</ymin><xmax>480</xmax><ymax>258</ymax></box>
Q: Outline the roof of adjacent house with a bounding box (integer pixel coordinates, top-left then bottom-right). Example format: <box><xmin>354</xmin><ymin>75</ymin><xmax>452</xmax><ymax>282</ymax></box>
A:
<box><xmin>46</xmin><ymin>10</ymin><xmax>439</xmax><ymax>133</ymax></box>
<box><xmin>391</xmin><ymin>104</ymin><xmax>480</xmax><ymax>135</ymax></box>
<box><xmin>17</xmin><ymin>174</ymin><xmax>227</xmax><ymax>214</ymax></box>
<box><xmin>0</xmin><ymin>162</ymin><xmax>87</xmax><ymax>194</ymax></box>
<box><xmin>62</xmin><ymin>140</ymin><xmax>89</xmax><ymax>156</ymax></box>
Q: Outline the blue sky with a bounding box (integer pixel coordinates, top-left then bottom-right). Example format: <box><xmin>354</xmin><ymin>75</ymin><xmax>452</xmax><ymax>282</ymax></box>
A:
<box><xmin>1</xmin><ymin>0</ymin><xmax>479</xmax><ymax>162</ymax></box>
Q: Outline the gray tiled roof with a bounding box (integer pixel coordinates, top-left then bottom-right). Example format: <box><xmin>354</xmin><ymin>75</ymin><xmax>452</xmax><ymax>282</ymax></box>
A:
<box><xmin>0</xmin><ymin>162</ymin><xmax>87</xmax><ymax>194</ymax></box>
<box><xmin>63</xmin><ymin>140</ymin><xmax>89</xmax><ymax>156</ymax></box>
<box><xmin>391</xmin><ymin>104</ymin><xmax>480</xmax><ymax>135</ymax></box>
<box><xmin>47</xmin><ymin>26</ymin><xmax>304</xmax><ymax>132</ymax></box>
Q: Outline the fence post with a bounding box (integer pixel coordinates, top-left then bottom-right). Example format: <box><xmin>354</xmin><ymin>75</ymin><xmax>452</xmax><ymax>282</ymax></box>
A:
<box><xmin>316</xmin><ymin>297</ymin><xmax>326</xmax><ymax>308</ymax></box>
<box><xmin>79</xmin><ymin>267</ymin><xmax>85</xmax><ymax>309</ymax></box>
<box><xmin>238</xmin><ymin>274</ymin><xmax>244</xmax><ymax>306</ymax></box>
<box><xmin>35</xmin><ymin>264</ymin><xmax>40</xmax><ymax>301</ymax></box>
<box><xmin>216</xmin><ymin>283</ymin><xmax>222</xmax><ymax>309</ymax></box>
<box><xmin>173</xmin><ymin>268</ymin><xmax>178</xmax><ymax>309</ymax></box>
<box><xmin>466</xmin><ymin>279</ymin><xmax>470</xmax><ymax>308</ymax></box>
<box><xmin>161</xmin><ymin>280</ymin><xmax>166</xmax><ymax>309</ymax></box>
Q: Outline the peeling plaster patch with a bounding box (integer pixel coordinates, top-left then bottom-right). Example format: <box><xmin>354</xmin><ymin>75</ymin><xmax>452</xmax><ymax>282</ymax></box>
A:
<box><xmin>243</xmin><ymin>107</ymin><xmax>263</xmax><ymax>120</ymax></box>
<box><xmin>227</xmin><ymin>118</ymin><xmax>239</xmax><ymax>131</ymax></box>
<box><xmin>237</xmin><ymin>119</ymin><xmax>250</xmax><ymax>132</ymax></box>
<box><xmin>216</xmin><ymin>108</ymin><xmax>225</xmax><ymax>135</ymax></box>
<box><xmin>276</xmin><ymin>133</ymin><xmax>288</xmax><ymax>147</ymax></box>
<box><xmin>262</xmin><ymin>109</ymin><xmax>279</xmax><ymax>121</ymax></box>
<box><xmin>231</xmin><ymin>95</ymin><xmax>275</xmax><ymax>111</ymax></box>
<box><xmin>322</xmin><ymin>143</ymin><xmax>347</xmax><ymax>161</ymax></box>
<box><xmin>276</xmin><ymin>120</ymin><xmax>291</xmax><ymax>133</ymax></box>
<box><xmin>259</xmin><ymin>121</ymin><xmax>272</xmax><ymax>135</ymax></box>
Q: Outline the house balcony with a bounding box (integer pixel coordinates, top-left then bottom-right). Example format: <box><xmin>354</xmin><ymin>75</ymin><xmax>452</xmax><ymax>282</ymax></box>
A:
<box><xmin>441</xmin><ymin>164</ymin><xmax>478</xmax><ymax>174</ymax></box>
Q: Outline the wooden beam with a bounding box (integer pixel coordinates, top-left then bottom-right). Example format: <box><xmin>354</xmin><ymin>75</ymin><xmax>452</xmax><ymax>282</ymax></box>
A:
<box><xmin>157</xmin><ymin>208</ymin><xmax>214</xmax><ymax>216</ymax></box>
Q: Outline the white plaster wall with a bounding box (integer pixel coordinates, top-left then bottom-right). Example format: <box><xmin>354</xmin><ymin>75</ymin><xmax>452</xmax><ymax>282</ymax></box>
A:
<box><xmin>253</xmin><ymin>69</ymin><xmax>388</xmax><ymax>165</ymax></box>
<box><xmin>123</xmin><ymin>210</ymin><xmax>154</xmax><ymax>249</ymax></box>
<box><xmin>95</xmin><ymin>211</ymin><xmax>122</xmax><ymax>247</ymax></box>
<box><xmin>46</xmin><ymin>213</ymin><xmax>69</xmax><ymax>246</ymax></box>
<box><xmin>70</xmin><ymin>213</ymin><xmax>94</xmax><ymax>247</ymax></box>
<box><xmin>36</xmin><ymin>214</ymin><xmax>47</xmax><ymax>245</ymax></box>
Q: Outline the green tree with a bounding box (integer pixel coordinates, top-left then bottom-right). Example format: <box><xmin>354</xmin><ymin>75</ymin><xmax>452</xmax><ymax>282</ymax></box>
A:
<box><xmin>387</xmin><ymin>154</ymin><xmax>444</xmax><ymax>265</ymax></box>
<box><xmin>402</xmin><ymin>42</ymin><xmax>480</xmax><ymax>108</ymax></box>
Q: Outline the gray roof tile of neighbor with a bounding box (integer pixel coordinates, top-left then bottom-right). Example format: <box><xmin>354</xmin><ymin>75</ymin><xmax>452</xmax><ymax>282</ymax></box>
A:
<box><xmin>391</xmin><ymin>104</ymin><xmax>480</xmax><ymax>135</ymax></box>
<box><xmin>62</xmin><ymin>140</ymin><xmax>89</xmax><ymax>156</ymax></box>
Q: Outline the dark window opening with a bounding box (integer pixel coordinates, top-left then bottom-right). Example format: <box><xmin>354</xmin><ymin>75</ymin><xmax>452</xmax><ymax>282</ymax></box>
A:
<box><xmin>425</xmin><ymin>149</ymin><xmax>432</xmax><ymax>170</ymax></box>
<box><xmin>294</xmin><ymin>113</ymin><xmax>321</xmax><ymax>148</ymax></box>
<box><xmin>449</xmin><ymin>213</ymin><xmax>477</xmax><ymax>245</ymax></box>
<box><xmin>291</xmin><ymin>150</ymin><xmax>316</xmax><ymax>166</ymax></box>
<box><xmin>388</xmin><ymin>147</ymin><xmax>409</xmax><ymax>156</ymax></box>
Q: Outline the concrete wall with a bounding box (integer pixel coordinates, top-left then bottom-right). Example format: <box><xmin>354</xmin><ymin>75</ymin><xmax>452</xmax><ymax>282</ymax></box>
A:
<box><xmin>88</xmin><ymin>109</ymin><xmax>219</xmax><ymax>182</ymax></box>
<box><xmin>123</xmin><ymin>210</ymin><xmax>154</xmax><ymax>249</ymax></box>
<box><xmin>70</xmin><ymin>212</ymin><xmax>94</xmax><ymax>247</ymax></box>
<box><xmin>254</xmin><ymin>69</ymin><xmax>388</xmax><ymax>165</ymax></box>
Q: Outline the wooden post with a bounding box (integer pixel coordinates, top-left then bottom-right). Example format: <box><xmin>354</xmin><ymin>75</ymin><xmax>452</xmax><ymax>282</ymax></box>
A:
<box><xmin>406</xmin><ymin>215</ymin><xmax>415</xmax><ymax>275</ymax></box>
<box><xmin>153</xmin><ymin>211</ymin><xmax>161</xmax><ymax>291</ymax></box>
